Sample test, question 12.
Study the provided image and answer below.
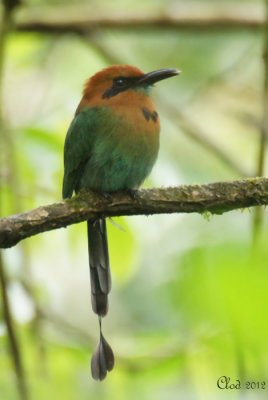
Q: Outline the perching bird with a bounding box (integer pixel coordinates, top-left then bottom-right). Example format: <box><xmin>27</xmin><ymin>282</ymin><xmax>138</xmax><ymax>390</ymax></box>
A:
<box><xmin>62</xmin><ymin>65</ymin><xmax>179</xmax><ymax>380</ymax></box>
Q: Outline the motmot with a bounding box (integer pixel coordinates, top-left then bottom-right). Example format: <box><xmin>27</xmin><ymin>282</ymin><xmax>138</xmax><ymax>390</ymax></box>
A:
<box><xmin>62</xmin><ymin>65</ymin><xmax>179</xmax><ymax>380</ymax></box>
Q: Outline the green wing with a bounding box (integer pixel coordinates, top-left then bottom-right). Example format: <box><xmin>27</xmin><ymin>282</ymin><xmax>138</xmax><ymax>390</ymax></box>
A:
<box><xmin>62</xmin><ymin>107</ymin><xmax>100</xmax><ymax>198</ymax></box>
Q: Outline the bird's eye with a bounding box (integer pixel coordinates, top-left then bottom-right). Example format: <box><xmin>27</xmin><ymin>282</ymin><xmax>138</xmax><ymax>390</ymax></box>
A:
<box><xmin>114</xmin><ymin>77</ymin><xmax>127</xmax><ymax>86</ymax></box>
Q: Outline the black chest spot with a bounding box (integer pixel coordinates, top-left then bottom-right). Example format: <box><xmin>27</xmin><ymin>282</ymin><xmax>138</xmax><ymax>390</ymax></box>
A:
<box><xmin>141</xmin><ymin>107</ymin><xmax>159</xmax><ymax>123</ymax></box>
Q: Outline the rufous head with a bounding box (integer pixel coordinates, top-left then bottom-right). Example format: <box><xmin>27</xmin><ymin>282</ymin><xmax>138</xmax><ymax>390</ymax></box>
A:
<box><xmin>75</xmin><ymin>65</ymin><xmax>180</xmax><ymax>114</ymax></box>
<box><xmin>82</xmin><ymin>65</ymin><xmax>180</xmax><ymax>101</ymax></box>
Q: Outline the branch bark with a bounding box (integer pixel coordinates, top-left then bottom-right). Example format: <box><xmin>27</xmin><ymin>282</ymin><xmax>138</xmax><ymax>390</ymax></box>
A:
<box><xmin>0</xmin><ymin>178</ymin><xmax>268</xmax><ymax>249</ymax></box>
<box><xmin>14</xmin><ymin>8</ymin><xmax>264</xmax><ymax>34</ymax></box>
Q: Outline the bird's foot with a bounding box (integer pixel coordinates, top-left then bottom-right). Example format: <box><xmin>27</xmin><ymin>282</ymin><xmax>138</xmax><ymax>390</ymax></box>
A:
<box><xmin>126</xmin><ymin>189</ymin><xmax>139</xmax><ymax>201</ymax></box>
<box><xmin>102</xmin><ymin>192</ymin><xmax>113</xmax><ymax>201</ymax></box>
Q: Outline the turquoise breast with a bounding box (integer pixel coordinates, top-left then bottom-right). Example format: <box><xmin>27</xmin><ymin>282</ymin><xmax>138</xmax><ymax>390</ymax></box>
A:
<box><xmin>77</xmin><ymin>107</ymin><xmax>160</xmax><ymax>192</ymax></box>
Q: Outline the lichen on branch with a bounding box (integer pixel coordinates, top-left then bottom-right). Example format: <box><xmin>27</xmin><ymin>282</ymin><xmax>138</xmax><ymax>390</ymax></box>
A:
<box><xmin>0</xmin><ymin>177</ymin><xmax>268</xmax><ymax>249</ymax></box>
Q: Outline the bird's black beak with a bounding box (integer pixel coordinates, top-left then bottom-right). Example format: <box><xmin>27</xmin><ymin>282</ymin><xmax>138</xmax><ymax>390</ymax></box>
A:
<box><xmin>138</xmin><ymin>68</ymin><xmax>180</xmax><ymax>86</ymax></box>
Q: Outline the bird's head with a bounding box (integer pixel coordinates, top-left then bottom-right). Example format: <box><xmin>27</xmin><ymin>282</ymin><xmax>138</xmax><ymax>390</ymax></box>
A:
<box><xmin>80</xmin><ymin>65</ymin><xmax>180</xmax><ymax>107</ymax></box>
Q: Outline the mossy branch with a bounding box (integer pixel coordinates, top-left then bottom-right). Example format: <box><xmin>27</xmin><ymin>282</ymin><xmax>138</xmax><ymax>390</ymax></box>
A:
<box><xmin>0</xmin><ymin>177</ymin><xmax>268</xmax><ymax>249</ymax></box>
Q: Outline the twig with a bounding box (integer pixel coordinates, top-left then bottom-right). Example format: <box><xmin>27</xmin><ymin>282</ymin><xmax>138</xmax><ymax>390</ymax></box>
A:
<box><xmin>0</xmin><ymin>178</ymin><xmax>268</xmax><ymax>249</ymax></box>
<box><xmin>158</xmin><ymin>100</ymin><xmax>251</xmax><ymax>177</ymax></box>
<box><xmin>181</xmin><ymin>42</ymin><xmax>256</xmax><ymax>107</ymax></box>
<box><xmin>22</xmin><ymin>279</ymin><xmax>95</xmax><ymax>345</ymax></box>
<box><xmin>0</xmin><ymin>252</ymin><xmax>29</xmax><ymax>400</ymax></box>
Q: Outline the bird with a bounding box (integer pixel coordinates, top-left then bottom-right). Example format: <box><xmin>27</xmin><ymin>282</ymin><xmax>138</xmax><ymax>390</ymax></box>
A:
<box><xmin>62</xmin><ymin>65</ymin><xmax>179</xmax><ymax>380</ymax></box>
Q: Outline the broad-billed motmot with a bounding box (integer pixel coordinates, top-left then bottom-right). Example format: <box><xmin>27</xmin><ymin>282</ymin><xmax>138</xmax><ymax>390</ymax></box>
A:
<box><xmin>62</xmin><ymin>65</ymin><xmax>179</xmax><ymax>380</ymax></box>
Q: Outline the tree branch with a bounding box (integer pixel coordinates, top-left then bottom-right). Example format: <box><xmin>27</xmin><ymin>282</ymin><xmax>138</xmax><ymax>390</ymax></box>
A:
<box><xmin>14</xmin><ymin>8</ymin><xmax>264</xmax><ymax>34</ymax></box>
<box><xmin>0</xmin><ymin>178</ymin><xmax>268</xmax><ymax>249</ymax></box>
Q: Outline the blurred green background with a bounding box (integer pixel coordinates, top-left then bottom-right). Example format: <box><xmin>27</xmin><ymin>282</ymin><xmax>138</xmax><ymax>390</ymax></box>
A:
<box><xmin>1</xmin><ymin>0</ymin><xmax>268</xmax><ymax>399</ymax></box>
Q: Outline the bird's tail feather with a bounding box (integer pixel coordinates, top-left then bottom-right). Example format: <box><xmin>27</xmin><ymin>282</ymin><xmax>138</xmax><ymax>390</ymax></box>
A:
<box><xmin>87</xmin><ymin>218</ymin><xmax>111</xmax><ymax>316</ymax></box>
<box><xmin>88</xmin><ymin>219</ymin><xmax>114</xmax><ymax>380</ymax></box>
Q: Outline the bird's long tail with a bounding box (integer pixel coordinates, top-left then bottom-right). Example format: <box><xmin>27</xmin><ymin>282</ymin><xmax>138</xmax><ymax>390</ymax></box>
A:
<box><xmin>87</xmin><ymin>218</ymin><xmax>114</xmax><ymax>380</ymax></box>
<box><xmin>87</xmin><ymin>218</ymin><xmax>111</xmax><ymax>316</ymax></box>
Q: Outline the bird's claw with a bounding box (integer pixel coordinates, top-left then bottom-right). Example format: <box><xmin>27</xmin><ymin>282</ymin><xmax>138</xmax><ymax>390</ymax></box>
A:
<box><xmin>102</xmin><ymin>192</ymin><xmax>113</xmax><ymax>201</ymax></box>
<box><xmin>127</xmin><ymin>189</ymin><xmax>139</xmax><ymax>201</ymax></box>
